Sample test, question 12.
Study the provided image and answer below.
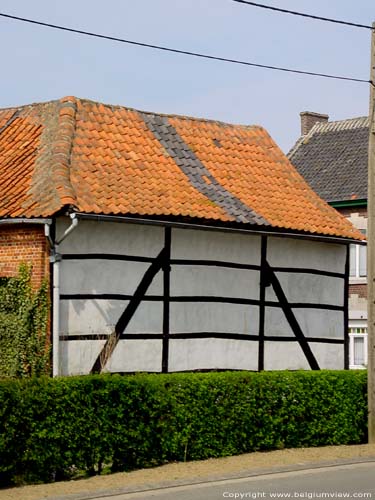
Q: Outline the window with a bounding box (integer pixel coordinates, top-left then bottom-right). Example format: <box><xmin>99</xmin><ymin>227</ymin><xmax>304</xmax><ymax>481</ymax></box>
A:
<box><xmin>349</xmin><ymin>230</ymin><xmax>366</xmax><ymax>278</ymax></box>
<box><xmin>348</xmin><ymin>326</ymin><xmax>367</xmax><ymax>369</ymax></box>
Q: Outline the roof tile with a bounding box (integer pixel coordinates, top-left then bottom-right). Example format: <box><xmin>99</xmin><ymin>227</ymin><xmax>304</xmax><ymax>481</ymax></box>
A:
<box><xmin>0</xmin><ymin>97</ymin><xmax>363</xmax><ymax>241</ymax></box>
<box><xmin>288</xmin><ymin>116</ymin><xmax>368</xmax><ymax>203</ymax></box>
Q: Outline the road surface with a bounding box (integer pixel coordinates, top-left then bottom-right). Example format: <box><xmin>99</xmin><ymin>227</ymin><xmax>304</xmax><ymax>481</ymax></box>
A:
<box><xmin>90</xmin><ymin>462</ymin><xmax>375</xmax><ymax>500</ymax></box>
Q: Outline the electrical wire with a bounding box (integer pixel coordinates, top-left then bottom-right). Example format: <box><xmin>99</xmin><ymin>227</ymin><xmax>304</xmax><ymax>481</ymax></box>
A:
<box><xmin>0</xmin><ymin>11</ymin><xmax>372</xmax><ymax>86</ymax></box>
<box><xmin>232</xmin><ymin>0</ymin><xmax>373</xmax><ymax>30</ymax></box>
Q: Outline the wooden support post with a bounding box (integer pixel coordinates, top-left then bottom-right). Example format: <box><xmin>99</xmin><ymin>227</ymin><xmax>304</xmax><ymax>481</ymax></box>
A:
<box><xmin>367</xmin><ymin>22</ymin><xmax>375</xmax><ymax>444</ymax></box>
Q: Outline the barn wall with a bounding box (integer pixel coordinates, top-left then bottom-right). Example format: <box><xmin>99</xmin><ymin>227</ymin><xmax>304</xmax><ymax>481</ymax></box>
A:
<box><xmin>56</xmin><ymin>218</ymin><xmax>347</xmax><ymax>375</ymax></box>
<box><xmin>265</xmin><ymin>237</ymin><xmax>346</xmax><ymax>370</ymax></box>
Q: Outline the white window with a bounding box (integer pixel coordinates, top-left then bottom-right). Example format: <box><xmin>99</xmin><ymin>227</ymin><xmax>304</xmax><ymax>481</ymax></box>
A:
<box><xmin>348</xmin><ymin>326</ymin><xmax>367</xmax><ymax>369</ymax></box>
<box><xmin>349</xmin><ymin>231</ymin><xmax>366</xmax><ymax>279</ymax></box>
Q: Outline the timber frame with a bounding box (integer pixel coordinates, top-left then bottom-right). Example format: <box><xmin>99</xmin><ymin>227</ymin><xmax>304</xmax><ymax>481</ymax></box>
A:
<box><xmin>57</xmin><ymin>221</ymin><xmax>350</xmax><ymax>373</ymax></box>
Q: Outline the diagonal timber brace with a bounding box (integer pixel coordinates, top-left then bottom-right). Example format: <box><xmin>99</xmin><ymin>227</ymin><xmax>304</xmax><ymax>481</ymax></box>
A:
<box><xmin>265</xmin><ymin>261</ymin><xmax>320</xmax><ymax>370</ymax></box>
<box><xmin>90</xmin><ymin>247</ymin><xmax>166</xmax><ymax>374</ymax></box>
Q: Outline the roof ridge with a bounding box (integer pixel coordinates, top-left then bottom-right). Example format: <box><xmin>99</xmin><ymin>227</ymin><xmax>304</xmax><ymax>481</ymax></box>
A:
<box><xmin>51</xmin><ymin>96</ymin><xmax>78</xmax><ymax>208</ymax></box>
<box><xmin>77</xmin><ymin>95</ymin><xmax>265</xmax><ymax>129</ymax></box>
<box><xmin>326</xmin><ymin>115</ymin><xmax>368</xmax><ymax>124</ymax></box>
<box><xmin>0</xmin><ymin>97</ymin><xmax>63</xmax><ymax>113</ymax></box>
<box><xmin>288</xmin><ymin>115</ymin><xmax>369</xmax><ymax>160</ymax></box>
<box><xmin>307</xmin><ymin>115</ymin><xmax>369</xmax><ymax>135</ymax></box>
<box><xmin>2</xmin><ymin>95</ymin><xmax>264</xmax><ymax>131</ymax></box>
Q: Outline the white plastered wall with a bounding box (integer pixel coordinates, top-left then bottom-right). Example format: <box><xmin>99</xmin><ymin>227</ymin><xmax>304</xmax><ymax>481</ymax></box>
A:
<box><xmin>56</xmin><ymin>218</ymin><xmax>347</xmax><ymax>374</ymax></box>
<box><xmin>168</xmin><ymin>228</ymin><xmax>261</xmax><ymax>371</ymax></box>
<box><xmin>265</xmin><ymin>237</ymin><xmax>346</xmax><ymax>369</ymax></box>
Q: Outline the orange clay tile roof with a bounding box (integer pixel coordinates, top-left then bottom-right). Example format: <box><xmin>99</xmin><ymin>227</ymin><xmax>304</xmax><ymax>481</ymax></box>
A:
<box><xmin>0</xmin><ymin>96</ymin><xmax>363</xmax><ymax>241</ymax></box>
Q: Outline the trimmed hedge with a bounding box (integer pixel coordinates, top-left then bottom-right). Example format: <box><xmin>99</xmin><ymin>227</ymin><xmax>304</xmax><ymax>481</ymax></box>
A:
<box><xmin>0</xmin><ymin>370</ymin><xmax>367</xmax><ymax>486</ymax></box>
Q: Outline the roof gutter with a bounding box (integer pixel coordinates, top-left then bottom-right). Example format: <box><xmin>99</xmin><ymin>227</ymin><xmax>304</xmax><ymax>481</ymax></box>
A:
<box><xmin>330</xmin><ymin>199</ymin><xmax>367</xmax><ymax>209</ymax></box>
<box><xmin>0</xmin><ymin>218</ymin><xmax>52</xmax><ymax>225</ymax></box>
<box><xmin>0</xmin><ymin>217</ymin><xmax>54</xmax><ymax>248</ymax></box>
<box><xmin>72</xmin><ymin>212</ymin><xmax>365</xmax><ymax>246</ymax></box>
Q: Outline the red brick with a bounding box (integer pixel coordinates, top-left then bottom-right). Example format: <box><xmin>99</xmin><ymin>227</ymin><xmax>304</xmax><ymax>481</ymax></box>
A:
<box><xmin>0</xmin><ymin>224</ymin><xmax>50</xmax><ymax>289</ymax></box>
<box><xmin>349</xmin><ymin>283</ymin><xmax>367</xmax><ymax>299</ymax></box>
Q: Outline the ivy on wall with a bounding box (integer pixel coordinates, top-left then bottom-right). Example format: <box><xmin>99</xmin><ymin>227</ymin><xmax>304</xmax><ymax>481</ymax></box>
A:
<box><xmin>0</xmin><ymin>265</ymin><xmax>50</xmax><ymax>378</ymax></box>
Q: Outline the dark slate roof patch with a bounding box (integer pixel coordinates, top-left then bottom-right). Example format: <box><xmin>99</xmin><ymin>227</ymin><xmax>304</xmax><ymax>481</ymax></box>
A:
<box><xmin>288</xmin><ymin>116</ymin><xmax>369</xmax><ymax>203</ymax></box>
<box><xmin>140</xmin><ymin>112</ymin><xmax>268</xmax><ymax>225</ymax></box>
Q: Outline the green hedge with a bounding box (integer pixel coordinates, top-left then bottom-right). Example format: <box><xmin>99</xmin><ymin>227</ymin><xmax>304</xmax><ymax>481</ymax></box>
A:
<box><xmin>0</xmin><ymin>370</ymin><xmax>367</xmax><ymax>486</ymax></box>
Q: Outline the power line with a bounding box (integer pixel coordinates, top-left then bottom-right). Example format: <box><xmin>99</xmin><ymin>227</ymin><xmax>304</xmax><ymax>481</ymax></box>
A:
<box><xmin>232</xmin><ymin>0</ymin><xmax>373</xmax><ymax>30</ymax></box>
<box><xmin>0</xmin><ymin>11</ymin><xmax>372</xmax><ymax>86</ymax></box>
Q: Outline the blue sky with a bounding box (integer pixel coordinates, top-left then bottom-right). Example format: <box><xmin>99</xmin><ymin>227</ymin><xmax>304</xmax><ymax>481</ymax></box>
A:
<box><xmin>0</xmin><ymin>0</ymin><xmax>373</xmax><ymax>152</ymax></box>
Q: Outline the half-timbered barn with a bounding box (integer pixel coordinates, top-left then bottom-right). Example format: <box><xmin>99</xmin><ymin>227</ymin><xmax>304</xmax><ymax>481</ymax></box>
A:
<box><xmin>0</xmin><ymin>97</ymin><xmax>364</xmax><ymax>375</ymax></box>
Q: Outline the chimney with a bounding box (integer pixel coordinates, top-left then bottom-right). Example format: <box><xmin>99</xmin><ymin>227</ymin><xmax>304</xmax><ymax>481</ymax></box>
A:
<box><xmin>300</xmin><ymin>111</ymin><xmax>329</xmax><ymax>135</ymax></box>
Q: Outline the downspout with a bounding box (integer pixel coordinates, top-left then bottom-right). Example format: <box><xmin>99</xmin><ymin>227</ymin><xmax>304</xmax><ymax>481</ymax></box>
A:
<box><xmin>49</xmin><ymin>214</ymin><xmax>79</xmax><ymax>377</ymax></box>
<box><xmin>50</xmin><ymin>246</ymin><xmax>60</xmax><ymax>378</ymax></box>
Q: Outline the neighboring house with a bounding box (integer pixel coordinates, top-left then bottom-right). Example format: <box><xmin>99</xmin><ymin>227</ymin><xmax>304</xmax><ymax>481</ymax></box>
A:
<box><xmin>0</xmin><ymin>97</ymin><xmax>363</xmax><ymax>376</ymax></box>
<box><xmin>288</xmin><ymin>111</ymin><xmax>368</xmax><ymax>369</ymax></box>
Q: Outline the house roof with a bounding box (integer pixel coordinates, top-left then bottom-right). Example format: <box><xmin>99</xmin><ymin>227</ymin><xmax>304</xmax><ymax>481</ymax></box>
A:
<box><xmin>0</xmin><ymin>96</ymin><xmax>363</xmax><ymax>241</ymax></box>
<box><xmin>288</xmin><ymin>116</ymin><xmax>369</xmax><ymax>204</ymax></box>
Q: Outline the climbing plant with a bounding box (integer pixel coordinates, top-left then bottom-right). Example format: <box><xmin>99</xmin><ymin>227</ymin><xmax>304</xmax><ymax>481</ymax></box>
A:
<box><xmin>0</xmin><ymin>265</ymin><xmax>50</xmax><ymax>378</ymax></box>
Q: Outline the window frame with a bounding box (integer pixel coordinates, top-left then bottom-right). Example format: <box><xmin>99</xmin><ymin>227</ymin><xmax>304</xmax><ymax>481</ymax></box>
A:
<box><xmin>349</xmin><ymin>241</ymin><xmax>367</xmax><ymax>283</ymax></box>
<box><xmin>348</xmin><ymin>325</ymin><xmax>367</xmax><ymax>369</ymax></box>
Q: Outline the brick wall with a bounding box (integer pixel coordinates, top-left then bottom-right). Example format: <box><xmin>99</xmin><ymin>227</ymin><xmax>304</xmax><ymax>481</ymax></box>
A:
<box><xmin>338</xmin><ymin>207</ymin><xmax>367</xmax><ymax>219</ymax></box>
<box><xmin>349</xmin><ymin>283</ymin><xmax>367</xmax><ymax>299</ymax></box>
<box><xmin>0</xmin><ymin>224</ymin><xmax>50</xmax><ymax>289</ymax></box>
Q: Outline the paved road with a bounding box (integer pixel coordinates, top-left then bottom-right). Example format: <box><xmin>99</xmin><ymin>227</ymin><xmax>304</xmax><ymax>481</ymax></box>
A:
<box><xmin>91</xmin><ymin>462</ymin><xmax>375</xmax><ymax>500</ymax></box>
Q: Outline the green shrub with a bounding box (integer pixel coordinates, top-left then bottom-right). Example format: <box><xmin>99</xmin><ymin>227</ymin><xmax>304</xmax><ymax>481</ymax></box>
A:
<box><xmin>0</xmin><ymin>265</ymin><xmax>50</xmax><ymax>378</ymax></box>
<box><xmin>0</xmin><ymin>370</ymin><xmax>367</xmax><ymax>486</ymax></box>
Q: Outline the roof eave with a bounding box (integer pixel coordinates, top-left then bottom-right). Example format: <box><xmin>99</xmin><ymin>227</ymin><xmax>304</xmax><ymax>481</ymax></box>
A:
<box><xmin>0</xmin><ymin>217</ymin><xmax>52</xmax><ymax>225</ymax></box>
<box><xmin>70</xmin><ymin>211</ymin><xmax>364</xmax><ymax>245</ymax></box>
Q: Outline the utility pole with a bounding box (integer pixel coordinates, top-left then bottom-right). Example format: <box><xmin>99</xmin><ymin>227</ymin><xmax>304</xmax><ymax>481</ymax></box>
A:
<box><xmin>368</xmin><ymin>22</ymin><xmax>375</xmax><ymax>444</ymax></box>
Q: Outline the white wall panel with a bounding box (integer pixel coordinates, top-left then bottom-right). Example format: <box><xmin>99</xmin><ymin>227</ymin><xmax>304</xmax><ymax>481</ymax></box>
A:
<box><xmin>293</xmin><ymin>309</ymin><xmax>344</xmax><ymax>339</ymax></box>
<box><xmin>259</xmin><ymin>341</ymin><xmax>344</xmax><ymax>370</ymax></box>
<box><xmin>264</xmin><ymin>342</ymin><xmax>310</xmax><ymax>370</ymax></box>
<box><xmin>105</xmin><ymin>340</ymin><xmax>162</xmax><ymax>372</ymax></box>
<box><xmin>309</xmin><ymin>342</ymin><xmax>345</xmax><ymax>369</ymax></box>
<box><xmin>57</xmin><ymin>218</ymin><xmax>164</xmax><ymax>256</ymax></box>
<box><xmin>265</xmin><ymin>273</ymin><xmax>344</xmax><ymax>307</ymax></box>
<box><xmin>171</xmin><ymin>228</ymin><xmax>261</xmax><ymax>264</ymax></box>
<box><xmin>264</xmin><ymin>307</ymin><xmax>294</xmax><ymax>337</ymax></box>
<box><xmin>170</xmin><ymin>302</ymin><xmax>259</xmax><ymax>334</ymax></box>
<box><xmin>267</xmin><ymin>237</ymin><xmax>346</xmax><ymax>273</ymax></box>
<box><xmin>169</xmin><ymin>338</ymin><xmax>258</xmax><ymax>371</ymax></box>
<box><xmin>60</xmin><ymin>260</ymin><xmax>163</xmax><ymax>296</ymax></box>
<box><xmin>264</xmin><ymin>307</ymin><xmax>344</xmax><ymax>340</ymax></box>
<box><xmin>126</xmin><ymin>302</ymin><xmax>163</xmax><ymax>334</ymax></box>
<box><xmin>60</xmin><ymin>340</ymin><xmax>105</xmax><ymax>376</ymax></box>
<box><xmin>60</xmin><ymin>299</ymin><xmax>124</xmax><ymax>335</ymax></box>
<box><xmin>170</xmin><ymin>267</ymin><xmax>260</xmax><ymax>299</ymax></box>
<box><xmin>60</xmin><ymin>300</ymin><xmax>163</xmax><ymax>335</ymax></box>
